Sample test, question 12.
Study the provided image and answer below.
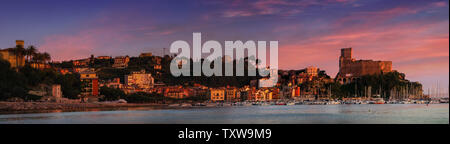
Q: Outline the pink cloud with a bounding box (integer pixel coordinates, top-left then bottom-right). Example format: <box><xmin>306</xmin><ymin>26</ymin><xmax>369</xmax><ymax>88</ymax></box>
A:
<box><xmin>277</xmin><ymin>19</ymin><xmax>449</xmax><ymax>81</ymax></box>
<box><xmin>220</xmin><ymin>0</ymin><xmax>354</xmax><ymax>18</ymax></box>
<box><xmin>39</xmin><ymin>27</ymin><xmax>137</xmax><ymax>62</ymax></box>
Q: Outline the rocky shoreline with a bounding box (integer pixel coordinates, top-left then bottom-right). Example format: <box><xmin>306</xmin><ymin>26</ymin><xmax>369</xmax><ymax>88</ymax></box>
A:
<box><xmin>0</xmin><ymin>102</ymin><xmax>168</xmax><ymax>114</ymax></box>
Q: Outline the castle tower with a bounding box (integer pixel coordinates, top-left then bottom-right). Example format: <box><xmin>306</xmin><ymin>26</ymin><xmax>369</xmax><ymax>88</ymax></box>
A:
<box><xmin>336</xmin><ymin>47</ymin><xmax>393</xmax><ymax>84</ymax></box>
<box><xmin>16</xmin><ymin>40</ymin><xmax>24</xmax><ymax>48</ymax></box>
<box><xmin>339</xmin><ymin>47</ymin><xmax>352</xmax><ymax>68</ymax></box>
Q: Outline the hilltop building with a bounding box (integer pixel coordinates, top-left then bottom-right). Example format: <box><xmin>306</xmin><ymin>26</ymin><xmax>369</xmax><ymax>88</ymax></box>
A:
<box><xmin>139</xmin><ymin>52</ymin><xmax>153</xmax><ymax>57</ymax></box>
<box><xmin>80</xmin><ymin>69</ymin><xmax>99</xmax><ymax>97</ymax></box>
<box><xmin>164</xmin><ymin>86</ymin><xmax>189</xmax><ymax>99</ymax></box>
<box><xmin>112</xmin><ymin>56</ymin><xmax>130</xmax><ymax>68</ymax></box>
<box><xmin>103</xmin><ymin>78</ymin><xmax>123</xmax><ymax>89</ymax></box>
<box><xmin>96</xmin><ymin>56</ymin><xmax>111</xmax><ymax>60</ymax></box>
<box><xmin>336</xmin><ymin>48</ymin><xmax>392</xmax><ymax>84</ymax></box>
<box><xmin>125</xmin><ymin>70</ymin><xmax>154</xmax><ymax>89</ymax></box>
<box><xmin>0</xmin><ymin>40</ymin><xmax>26</xmax><ymax>68</ymax></box>
<box><xmin>73</xmin><ymin>59</ymin><xmax>90</xmax><ymax>67</ymax></box>
<box><xmin>306</xmin><ymin>66</ymin><xmax>318</xmax><ymax>77</ymax></box>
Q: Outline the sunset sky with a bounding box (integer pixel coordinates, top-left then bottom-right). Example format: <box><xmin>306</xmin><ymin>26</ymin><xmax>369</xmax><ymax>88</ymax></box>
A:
<box><xmin>0</xmin><ymin>0</ymin><xmax>448</xmax><ymax>94</ymax></box>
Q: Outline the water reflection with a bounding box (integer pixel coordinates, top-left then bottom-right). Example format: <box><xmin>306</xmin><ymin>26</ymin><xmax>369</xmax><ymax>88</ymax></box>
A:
<box><xmin>0</xmin><ymin>104</ymin><xmax>447</xmax><ymax>124</ymax></box>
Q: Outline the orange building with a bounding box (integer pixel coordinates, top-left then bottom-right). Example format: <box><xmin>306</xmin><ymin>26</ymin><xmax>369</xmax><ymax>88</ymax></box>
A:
<box><xmin>112</xmin><ymin>56</ymin><xmax>130</xmax><ymax>68</ymax></box>
<box><xmin>80</xmin><ymin>70</ymin><xmax>99</xmax><ymax>97</ymax></box>
<box><xmin>210</xmin><ymin>88</ymin><xmax>225</xmax><ymax>102</ymax></box>
<box><xmin>164</xmin><ymin>86</ymin><xmax>189</xmax><ymax>99</ymax></box>
<box><xmin>0</xmin><ymin>40</ymin><xmax>26</xmax><ymax>68</ymax></box>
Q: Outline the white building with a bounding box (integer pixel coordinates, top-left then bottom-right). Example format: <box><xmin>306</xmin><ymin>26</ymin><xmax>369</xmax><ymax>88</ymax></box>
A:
<box><xmin>52</xmin><ymin>85</ymin><xmax>62</xmax><ymax>98</ymax></box>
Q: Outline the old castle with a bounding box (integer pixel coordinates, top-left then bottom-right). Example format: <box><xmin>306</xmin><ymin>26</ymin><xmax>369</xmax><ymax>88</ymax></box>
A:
<box><xmin>336</xmin><ymin>48</ymin><xmax>392</xmax><ymax>84</ymax></box>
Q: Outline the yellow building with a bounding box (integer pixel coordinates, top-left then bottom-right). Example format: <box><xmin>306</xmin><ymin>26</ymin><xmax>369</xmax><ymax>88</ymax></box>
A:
<box><xmin>306</xmin><ymin>66</ymin><xmax>318</xmax><ymax>77</ymax></box>
<box><xmin>139</xmin><ymin>52</ymin><xmax>153</xmax><ymax>57</ymax></box>
<box><xmin>0</xmin><ymin>40</ymin><xmax>25</xmax><ymax>68</ymax></box>
<box><xmin>255</xmin><ymin>89</ymin><xmax>272</xmax><ymax>101</ymax></box>
<box><xmin>164</xmin><ymin>87</ymin><xmax>189</xmax><ymax>99</ymax></box>
<box><xmin>96</xmin><ymin>56</ymin><xmax>112</xmax><ymax>60</ymax></box>
<box><xmin>30</xmin><ymin>62</ymin><xmax>50</xmax><ymax>69</ymax></box>
<box><xmin>125</xmin><ymin>70</ymin><xmax>154</xmax><ymax>89</ymax></box>
<box><xmin>112</xmin><ymin>56</ymin><xmax>130</xmax><ymax>68</ymax></box>
<box><xmin>210</xmin><ymin>88</ymin><xmax>225</xmax><ymax>102</ymax></box>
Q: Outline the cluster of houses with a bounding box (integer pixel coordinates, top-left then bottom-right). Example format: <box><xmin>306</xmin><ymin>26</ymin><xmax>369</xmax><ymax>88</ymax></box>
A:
<box><xmin>52</xmin><ymin>52</ymin><xmax>165</xmax><ymax>102</ymax></box>
<box><xmin>3</xmin><ymin>40</ymin><xmax>426</xmax><ymax>103</ymax></box>
<box><xmin>1</xmin><ymin>39</ymin><xmax>334</xmax><ymax>103</ymax></box>
<box><xmin>75</xmin><ymin>65</ymin><xmax>332</xmax><ymax>103</ymax></box>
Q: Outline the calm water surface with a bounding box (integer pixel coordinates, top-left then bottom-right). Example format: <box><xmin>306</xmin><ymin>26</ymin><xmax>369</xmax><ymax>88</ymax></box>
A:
<box><xmin>0</xmin><ymin>104</ymin><xmax>448</xmax><ymax>124</ymax></box>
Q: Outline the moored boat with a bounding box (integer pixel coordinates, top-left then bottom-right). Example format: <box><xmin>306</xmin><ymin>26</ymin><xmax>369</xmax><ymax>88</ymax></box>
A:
<box><xmin>374</xmin><ymin>98</ymin><xmax>385</xmax><ymax>104</ymax></box>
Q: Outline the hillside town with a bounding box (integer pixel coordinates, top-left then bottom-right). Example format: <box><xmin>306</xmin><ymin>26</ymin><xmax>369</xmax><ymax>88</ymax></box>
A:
<box><xmin>1</xmin><ymin>40</ymin><xmax>448</xmax><ymax>110</ymax></box>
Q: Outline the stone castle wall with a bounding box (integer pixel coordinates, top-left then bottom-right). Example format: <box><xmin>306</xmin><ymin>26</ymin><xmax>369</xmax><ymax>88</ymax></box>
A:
<box><xmin>336</xmin><ymin>48</ymin><xmax>392</xmax><ymax>84</ymax></box>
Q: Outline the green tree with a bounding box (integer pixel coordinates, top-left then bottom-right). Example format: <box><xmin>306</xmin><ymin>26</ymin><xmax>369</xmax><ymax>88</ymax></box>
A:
<box><xmin>56</xmin><ymin>73</ymin><xmax>81</xmax><ymax>99</ymax></box>
<box><xmin>0</xmin><ymin>59</ymin><xmax>28</xmax><ymax>101</ymax></box>
<box><xmin>99</xmin><ymin>86</ymin><xmax>125</xmax><ymax>101</ymax></box>
<box><xmin>42</xmin><ymin>52</ymin><xmax>51</xmax><ymax>63</ymax></box>
<box><xmin>25</xmin><ymin>45</ymin><xmax>37</xmax><ymax>63</ymax></box>
<box><xmin>13</xmin><ymin>45</ymin><xmax>25</xmax><ymax>68</ymax></box>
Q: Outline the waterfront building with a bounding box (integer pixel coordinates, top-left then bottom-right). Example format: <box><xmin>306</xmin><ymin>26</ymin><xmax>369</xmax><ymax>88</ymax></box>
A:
<box><xmin>271</xmin><ymin>88</ymin><xmax>281</xmax><ymax>99</ymax></box>
<box><xmin>164</xmin><ymin>86</ymin><xmax>189</xmax><ymax>99</ymax></box>
<box><xmin>125</xmin><ymin>70</ymin><xmax>154</xmax><ymax>89</ymax></box>
<box><xmin>225</xmin><ymin>88</ymin><xmax>238</xmax><ymax>102</ymax></box>
<box><xmin>30</xmin><ymin>84</ymin><xmax>75</xmax><ymax>103</ymax></box>
<box><xmin>188</xmin><ymin>85</ymin><xmax>209</xmax><ymax>100</ymax></box>
<box><xmin>239</xmin><ymin>91</ymin><xmax>249</xmax><ymax>101</ymax></box>
<box><xmin>336</xmin><ymin>48</ymin><xmax>392</xmax><ymax>84</ymax></box>
<box><xmin>51</xmin><ymin>84</ymin><xmax>62</xmax><ymax>98</ymax></box>
<box><xmin>247</xmin><ymin>87</ymin><xmax>257</xmax><ymax>101</ymax></box>
<box><xmin>80</xmin><ymin>69</ymin><xmax>99</xmax><ymax>97</ymax></box>
<box><xmin>210</xmin><ymin>88</ymin><xmax>225</xmax><ymax>102</ymax></box>
<box><xmin>112</xmin><ymin>56</ymin><xmax>130</xmax><ymax>68</ymax></box>
<box><xmin>255</xmin><ymin>89</ymin><xmax>272</xmax><ymax>101</ymax></box>
<box><xmin>279</xmin><ymin>85</ymin><xmax>292</xmax><ymax>99</ymax></box>
<box><xmin>0</xmin><ymin>40</ymin><xmax>26</xmax><ymax>68</ymax></box>
<box><xmin>278</xmin><ymin>67</ymin><xmax>334</xmax><ymax>100</ymax></box>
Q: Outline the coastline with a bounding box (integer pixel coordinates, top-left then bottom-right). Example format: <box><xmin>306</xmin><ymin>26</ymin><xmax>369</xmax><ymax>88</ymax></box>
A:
<box><xmin>0</xmin><ymin>102</ymin><xmax>168</xmax><ymax>114</ymax></box>
<box><xmin>1</xmin><ymin>101</ymin><xmax>447</xmax><ymax>115</ymax></box>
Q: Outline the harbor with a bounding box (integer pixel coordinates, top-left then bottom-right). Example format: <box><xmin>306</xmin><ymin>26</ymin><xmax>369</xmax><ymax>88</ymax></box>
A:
<box><xmin>168</xmin><ymin>97</ymin><xmax>449</xmax><ymax>108</ymax></box>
